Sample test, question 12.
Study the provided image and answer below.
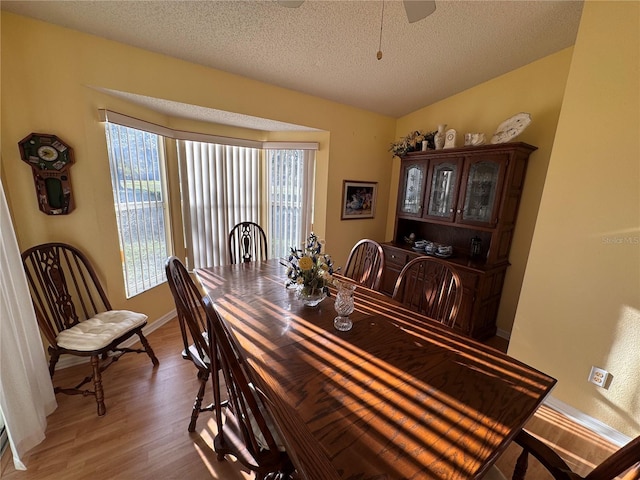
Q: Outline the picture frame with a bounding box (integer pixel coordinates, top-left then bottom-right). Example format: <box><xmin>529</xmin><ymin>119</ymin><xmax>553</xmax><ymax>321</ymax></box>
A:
<box><xmin>341</xmin><ymin>180</ymin><xmax>377</xmax><ymax>220</ymax></box>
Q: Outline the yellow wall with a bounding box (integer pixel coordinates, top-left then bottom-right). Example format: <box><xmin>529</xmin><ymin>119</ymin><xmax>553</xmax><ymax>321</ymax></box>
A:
<box><xmin>510</xmin><ymin>0</ymin><xmax>639</xmax><ymax>437</ymax></box>
<box><xmin>0</xmin><ymin>13</ymin><xmax>395</xmax><ymax>322</ymax></box>
<box><xmin>3</xmin><ymin>2</ymin><xmax>638</xmax><ymax>439</ymax></box>
<box><xmin>388</xmin><ymin>48</ymin><xmax>574</xmax><ymax>333</ymax></box>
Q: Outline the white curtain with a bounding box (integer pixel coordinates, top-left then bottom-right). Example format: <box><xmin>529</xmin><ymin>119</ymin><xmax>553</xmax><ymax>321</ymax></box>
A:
<box><xmin>0</xmin><ymin>178</ymin><xmax>57</xmax><ymax>470</ymax></box>
<box><xmin>177</xmin><ymin>140</ymin><xmax>261</xmax><ymax>269</ymax></box>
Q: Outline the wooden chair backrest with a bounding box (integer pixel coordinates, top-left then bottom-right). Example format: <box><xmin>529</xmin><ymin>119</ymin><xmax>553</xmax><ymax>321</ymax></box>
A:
<box><xmin>392</xmin><ymin>256</ymin><xmax>462</xmax><ymax>328</ymax></box>
<box><xmin>585</xmin><ymin>434</ymin><xmax>640</xmax><ymax>480</ymax></box>
<box><xmin>228</xmin><ymin>221</ymin><xmax>268</xmax><ymax>264</ymax></box>
<box><xmin>512</xmin><ymin>430</ymin><xmax>640</xmax><ymax>480</ymax></box>
<box><xmin>203</xmin><ymin>295</ymin><xmax>283</xmax><ymax>460</ymax></box>
<box><xmin>343</xmin><ymin>239</ymin><xmax>385</xmax><ymax>290</ymax></box>
<box><xmin>164</xmin><ymin>256</ymin><xmax>209</xmax><ymax>365</ymax></box>
<box><xmin>21</xmin><ymin>242</ymin><xmax>110</xmax><ymax>347</ymax></box>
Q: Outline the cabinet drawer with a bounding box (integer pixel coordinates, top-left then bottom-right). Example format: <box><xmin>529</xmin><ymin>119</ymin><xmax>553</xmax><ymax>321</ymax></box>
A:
<box><xmin>455</xmin><ymin>269</ymin><xmax>479</xmax><ymax>291</ymax></box>
<box><xmin>383</xmin><ymin>246</ymin><xmax>409</xmax><ymax>269</ymax></box>
<box><xmin>380</xmin><ymin>265</ymin><xmax>402</xmax><ymax>297</ymax></box>
<box><xmin>381</xmin><ymin>246</ymin><xmax>412</xmax><ymax>296</ymax></box>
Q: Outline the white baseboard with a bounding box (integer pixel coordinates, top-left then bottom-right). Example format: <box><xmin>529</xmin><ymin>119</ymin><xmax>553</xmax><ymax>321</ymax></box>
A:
<box><xmin>56</xmin><ymin>309</ymin><xmax>176</xmax><ymax>370</ymax></box>
<box><xmin>543</xmin><ymin>395</ymin><xmax>631</xmax><ymax>447</ymax></box>
<box><xmin>496</xmin><ymin>328</ymin><xmax>511</xmax><ymax>340</ymax></box>
<box><xmin>495</xmin><ymin>331</ymin><xmax>629</xmax><ymax>446</ymax></box>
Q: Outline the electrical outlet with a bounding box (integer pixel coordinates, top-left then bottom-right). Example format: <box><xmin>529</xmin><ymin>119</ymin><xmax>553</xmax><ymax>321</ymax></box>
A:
<box><xmin>588</xmin><ymin>366</ymin><xmax>610</xmax><ymax>388</ymax></box>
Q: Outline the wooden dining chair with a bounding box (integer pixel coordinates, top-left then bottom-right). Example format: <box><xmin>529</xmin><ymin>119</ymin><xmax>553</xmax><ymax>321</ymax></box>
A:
<box><xmin>343</xmin><ymin>239</ymin><xmax>385</xmax><ymax>290</ymax></box>
<box><xmin>488</xmin><ymin>429</ymin><xmax>640</xmax><ymax>480</ymax></box>
<box><xmin>202</xmin><ymin>295</ymin><xmax>294</xmax><ymax>480</ymax></box>
<box><xmin>392</xmin><ymin>256</ymin><xmax>462</xmax><ymax>328</ymax></box>
<box><xmin>228</xmin><ymin>221</ymin><xmax>268</xmax><ymax>264</ymax></box>
<box><xmin>165</xmin><ymin>255</ymin><xmax>221</xmax><ymax>432</ymax></box>
<box><xmin>21</xmin><ymin>242</ymin><xmax>159</xmax><ymax>416</ymax></box>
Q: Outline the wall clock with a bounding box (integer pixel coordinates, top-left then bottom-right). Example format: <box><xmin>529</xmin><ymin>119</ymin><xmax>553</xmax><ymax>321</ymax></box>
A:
<box><xmin>18</xmin><ymin>132</ymin><xmax>75</xmax><ymax>215</ymax></box>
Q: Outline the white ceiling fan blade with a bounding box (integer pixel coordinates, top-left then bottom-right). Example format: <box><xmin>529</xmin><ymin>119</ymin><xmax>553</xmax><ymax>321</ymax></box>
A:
<box><xmin>403</xmin><ymin>0</ymin><xmax>436</xmax><ymax>23</ymax></box>
<box><xmin>278</xmin><ymin>0</ymin><xmax>304</xmax><ymax>7</ymax></box>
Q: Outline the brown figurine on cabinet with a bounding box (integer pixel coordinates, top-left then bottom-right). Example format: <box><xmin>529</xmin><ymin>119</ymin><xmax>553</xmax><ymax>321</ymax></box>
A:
<box><xmin>18</xmin><ymin>133</ymin><xmax>75</xmax><ymax>215</ymax></box>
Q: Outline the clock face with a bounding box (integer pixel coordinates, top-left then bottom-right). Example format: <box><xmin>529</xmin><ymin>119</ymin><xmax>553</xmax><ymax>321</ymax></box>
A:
<box><xmin>37</xmin><ymin>145</ymin><xmax>59</xmax><ymax>162</ymax></box>
<box><xmin>19</xmin><ymin>133</ymin><xmax>74</xmax><ymax>171</ymax></box>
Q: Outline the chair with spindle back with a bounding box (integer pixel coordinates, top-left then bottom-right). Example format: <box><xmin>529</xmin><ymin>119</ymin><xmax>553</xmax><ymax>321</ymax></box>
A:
<box><xmin>21</xmin><ymin>242</ymin><xmax>159</xmax><ymax>416</ymax></box>
<box><xmin>392</xmin><ymin>256</ymin><xmax>462</xmax><ymax>328</ymax></box>
<box><xmin>203</xmin><ymin>295</ymin><xmax>294</xmax><ymax>480</ymax></box>
<box><xmin>343</xmin><ymin>239</ymin><xmax>385</xmax><ymax>291</ymax></box>
<box><xmin>165</xmin><ymin>255</ymin><xmax>223</xmax><ymax>432</ymax></box>
<box><xmin>228</xmin><ymin>221</ymin><xmax>268</xmax><ymax>264</ymax></box>
<box><xmin>486</xmin><ymin>429</ymin><xmax>640</xmax><ymax>480</ymax></box>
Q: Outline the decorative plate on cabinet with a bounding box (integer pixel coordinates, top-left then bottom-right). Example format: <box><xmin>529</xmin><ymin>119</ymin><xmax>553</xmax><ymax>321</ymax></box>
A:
<box><xmin>490</xmin><ymin>112</ymin><xmax>531</xmax><ymax>144</ymax></box>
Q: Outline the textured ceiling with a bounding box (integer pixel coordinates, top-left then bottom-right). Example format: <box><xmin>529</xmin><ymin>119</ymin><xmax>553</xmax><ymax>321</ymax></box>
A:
<box><xmin>2</xmin><ymin>0</ymin><xmax>584</xmax><ymax>129</ymax></box>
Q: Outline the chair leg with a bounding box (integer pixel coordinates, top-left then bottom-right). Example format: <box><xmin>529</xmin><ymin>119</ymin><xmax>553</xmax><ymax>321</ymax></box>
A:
<box><xmin>188</xmin><ymin>371</ymin><xmax>209</xmax><ymax>432</ymax></box>
<box><xmin>91</xmin><ymin>355</ymin><xmax>107</xmax><ymax>416</ymax></box>
<box><xmin>48</xmin><ymin>350</ymin><xmax>60</xmax><ymax>377</ymax></box>
<box><xmin>137</xmin><ymin>330</ymin><xmax>160</xmax><ymax>367</ymax></box>
<box><xmin>512</xmin><ymin>449</ymin><xmax>529</xmax><ymax>480</ymax></box>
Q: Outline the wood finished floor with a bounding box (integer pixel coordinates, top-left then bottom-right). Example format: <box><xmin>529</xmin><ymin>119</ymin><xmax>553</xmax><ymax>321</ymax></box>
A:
<box><xmin>2</xmin><ymin>319</ymin><xmax>620</xmax><ymax>480</ymax></box>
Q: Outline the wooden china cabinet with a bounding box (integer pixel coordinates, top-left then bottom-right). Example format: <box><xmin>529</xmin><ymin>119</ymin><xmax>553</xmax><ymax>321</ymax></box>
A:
<box><xmin>383</xmin><ymin>142</ymin><xmax>537</xmax><ymax>339</ymax></box>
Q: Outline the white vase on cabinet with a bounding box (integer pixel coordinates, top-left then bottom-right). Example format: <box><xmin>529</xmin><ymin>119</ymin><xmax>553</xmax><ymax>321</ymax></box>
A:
<box><xmin>434</xmin><ymin>124</ymin><xmax>447</xmax><ymax>150</ymax></box>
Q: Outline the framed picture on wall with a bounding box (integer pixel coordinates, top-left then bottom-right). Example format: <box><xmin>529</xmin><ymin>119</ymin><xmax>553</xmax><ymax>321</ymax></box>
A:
<box><xmin>341</xmin><ymin>180</ymin><xmax>377</xmax><ymax>220</ymax></box>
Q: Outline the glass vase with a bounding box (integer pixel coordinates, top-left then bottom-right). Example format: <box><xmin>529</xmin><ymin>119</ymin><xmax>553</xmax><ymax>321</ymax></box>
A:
<box><xmin>333</xmin><ymin>281</ymin><xmax>356</xmax><ymax>331</ymax></box>
<box><xmin>297</xmin><ymin>285</ymin><xmax>327</xmax><ymax>307</ymax></box>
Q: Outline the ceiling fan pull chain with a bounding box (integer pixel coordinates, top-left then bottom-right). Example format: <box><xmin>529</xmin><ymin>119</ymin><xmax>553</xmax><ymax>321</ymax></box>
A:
<box><xmin>377</xmin><ymin>0</ymin><xmax>385</xmax><ymax>60</ymax></box>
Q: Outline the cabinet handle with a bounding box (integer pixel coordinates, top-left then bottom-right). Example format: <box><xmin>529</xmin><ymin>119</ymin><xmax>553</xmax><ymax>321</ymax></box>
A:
<box><xmin>391</xmin><ymin>254</ymin><xmax>397</xmax><ymax>259</ymax></box>
<box><xmin>457</xmin><ymin>209</ymin><xmax>462</xmax><ymax>214</ymax></box>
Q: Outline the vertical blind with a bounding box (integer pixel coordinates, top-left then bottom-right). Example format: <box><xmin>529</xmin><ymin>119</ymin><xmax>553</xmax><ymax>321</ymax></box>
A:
<box><xmin>105</xmin><ymin>124</ymin><xmax>170</xmax><ymax>297</ymax></box>
<box><xmin>266</xmin><ymin>149</ymin><xmax>316</xmax><ymax>258</ymax></box>
<box><xmin>100</xmin><ymin>109</ymin><xmax>319</xmax><ymax>282</ymax></box>
<box><xmin>178</xmin><ymin>140</ymin><xmax>261</xmax><ymax>269</ymax></box>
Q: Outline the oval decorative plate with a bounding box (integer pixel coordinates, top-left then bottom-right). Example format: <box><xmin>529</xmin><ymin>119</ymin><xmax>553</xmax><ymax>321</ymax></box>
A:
<box><xmin>490</xmin><ymin>112</ymin><xmax>532</xmax><ymax>144</ymax></box>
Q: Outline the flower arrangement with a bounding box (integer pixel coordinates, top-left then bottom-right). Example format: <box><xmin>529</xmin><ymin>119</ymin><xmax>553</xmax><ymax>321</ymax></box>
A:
<box><xmin>282</xmin><ymin>232</ymin><xmax>336</xmax><ymax>297</ymax></box>
<box><xmin>389</xmin><ymin>129</ymin><xmax>436</xmax><ymax>157</ymax></box>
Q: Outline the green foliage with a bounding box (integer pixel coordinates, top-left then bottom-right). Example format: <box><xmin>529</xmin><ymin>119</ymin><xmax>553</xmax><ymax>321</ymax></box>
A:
<box><xmin>281</xmin><ymin>233</ymin><xmax>336</xmax><ymax>295</ymax></box>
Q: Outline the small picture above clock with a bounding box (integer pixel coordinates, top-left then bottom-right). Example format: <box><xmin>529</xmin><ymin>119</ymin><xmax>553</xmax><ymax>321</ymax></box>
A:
<box><xmin>18</xmin><ymin>133</ymin><xmax>75</xmax><ymax>215</ymax></box>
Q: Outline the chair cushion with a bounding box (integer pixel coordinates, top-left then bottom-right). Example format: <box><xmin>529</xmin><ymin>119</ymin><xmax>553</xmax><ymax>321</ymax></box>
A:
<box><xmin>56</xmin><ymin>310</ymin><xmax>148</xmax><ymax>351</ymax></box>
<box><xmin>248</xmin><ymin>383</ymin><xmax>286</xmax><ymax>452</ymax></box>
<box><xmin>184</xmin><ymin>332</ymin><xmax>211</xmax><ymax>367</ymax></box>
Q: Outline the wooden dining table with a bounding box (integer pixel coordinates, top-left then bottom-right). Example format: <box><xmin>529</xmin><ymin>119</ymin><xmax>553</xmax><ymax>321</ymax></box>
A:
<box><xmin>195</xmin><ymin>259</ymin><xmax>556</xmax><ymax>480</ymax></box>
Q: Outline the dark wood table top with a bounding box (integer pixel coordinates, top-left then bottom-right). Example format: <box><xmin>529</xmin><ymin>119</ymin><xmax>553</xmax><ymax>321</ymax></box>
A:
<box><xmin>195</xmin><ymin>260</ymin><xmax>556</xmax><ymax>480</ymax></box>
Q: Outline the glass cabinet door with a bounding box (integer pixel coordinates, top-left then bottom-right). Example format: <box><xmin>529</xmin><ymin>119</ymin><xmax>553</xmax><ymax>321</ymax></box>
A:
<box><xmin>426</xmin><ymin>160</ymin><xmax>460</xmax><ymax>221</ymax></box>
<box><xmin>461</xmin><ymin>160</ymin><xmax>502</xmax><ymax>225</ymax></box>
<box><xmin>398</xmin><ymin>162</ymin><xmax>427</xmax><ymax>217</ymax></box>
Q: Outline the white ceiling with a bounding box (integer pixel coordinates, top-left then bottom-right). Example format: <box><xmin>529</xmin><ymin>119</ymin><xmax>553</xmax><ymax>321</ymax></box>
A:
<box><xmin>2</xmin><ymin>0</ymin><xmax>584</xmax><ymax>130</ymax></box>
